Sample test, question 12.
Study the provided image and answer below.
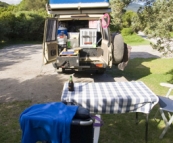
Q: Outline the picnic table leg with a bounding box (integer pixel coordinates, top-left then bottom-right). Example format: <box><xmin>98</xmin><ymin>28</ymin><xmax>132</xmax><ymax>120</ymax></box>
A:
<box><xmin>136</xmin><ymin>112</ymin><xmax>138</xmax><ymax>124</ymax></box>
<box><xmin>145</xmin><ymin>114</ymin><xmax>149</xmax><ymax>143</ymax></box>
<box><xmin>136</xmin><ymin>112</ymin><xmax>148</xmax><ymax>143</ymax></box>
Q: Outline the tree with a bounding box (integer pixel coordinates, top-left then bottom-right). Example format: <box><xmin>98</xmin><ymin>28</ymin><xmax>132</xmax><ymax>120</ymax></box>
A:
<box><xmin>110</xmin><ymin>0</ymin><xmax>132</xmax><ymax>31</ymax></box>
<box><xmin>0</xmin><ymin>1</ymin><xmax>9</xmax><ymax>7</ymax></box>
<box><xmin>18</xmin><ymin>0</ymin><xmax>48</xmax><ymax>11</ymax></box>
<box><xmin>0</xmin><ymin>11</ymin><xmax>16</xmax><ymax>41</ymax></box>
<box><xmin>122</xmin><ymin>11</ymin><xmax>136</xmax><ymax>28</ymax></box>
<box><xmin>134</xmin><ymin>0</ymin><xmax>173</xmax><ymax>56</ymax></box>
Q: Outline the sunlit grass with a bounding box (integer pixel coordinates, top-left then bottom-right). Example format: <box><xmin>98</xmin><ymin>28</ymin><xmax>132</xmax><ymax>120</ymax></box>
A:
<box><xmin>123</xmin><ymin>34</ymin><xmax>150</xmax><ymax>46</ymax></box>
<box><xmin>108</xmin><ymin>58</ymin><xmax>173</xmax><ymax>96</ymax></box>
<box><xmin>170</xmin><ymin>32</ymin><xmax>173</xmax><ymax>38</ymax></box>
<box><xmin>142</xmin><ymin>58</ymin><xmax>173</xmax><ymax>74</ymax></box>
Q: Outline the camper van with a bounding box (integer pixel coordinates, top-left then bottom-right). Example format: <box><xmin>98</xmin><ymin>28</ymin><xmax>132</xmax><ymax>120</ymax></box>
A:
<box><xmin>43</xmin><ymin>0</ymin><xmax>128</xmax><ymax>73</ymax></box>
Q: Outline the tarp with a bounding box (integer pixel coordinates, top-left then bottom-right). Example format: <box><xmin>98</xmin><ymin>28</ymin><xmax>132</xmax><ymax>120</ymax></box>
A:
<box><xmin>19</xmin><ymin>102</ymin><xmax>78</xmax><ymax>143</ymax></box>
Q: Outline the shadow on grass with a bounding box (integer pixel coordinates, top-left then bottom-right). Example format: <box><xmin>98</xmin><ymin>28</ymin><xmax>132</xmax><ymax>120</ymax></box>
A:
<box><xmin>108</xmin><ymin>58</ymin><xmax>159</xmax><ymax>81</ymax></box>
<box><xmin>166</xmin><ymin>69</ymin><xmax>173</xmax><ymax>84</ymax></box>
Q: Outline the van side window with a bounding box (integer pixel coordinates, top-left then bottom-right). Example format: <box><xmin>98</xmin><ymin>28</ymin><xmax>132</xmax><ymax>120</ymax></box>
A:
<box><xmin>46</xmin><ymin>19</ymin><xmax>57</xmax><ymax>42</ymax></box>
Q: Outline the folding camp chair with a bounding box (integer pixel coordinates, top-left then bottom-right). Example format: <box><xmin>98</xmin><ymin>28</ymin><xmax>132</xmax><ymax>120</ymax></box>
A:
<box><xmin>155</xmin><ymin>83</ymin><xmax>173</xmax><ymax>139</ymax></box>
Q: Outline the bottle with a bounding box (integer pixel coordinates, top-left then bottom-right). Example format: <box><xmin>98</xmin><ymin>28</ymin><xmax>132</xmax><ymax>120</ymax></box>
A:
<box><xmin>68</xmin><ymin>76</ymin><xmax>74</xmax><ymax>91</ymax></box>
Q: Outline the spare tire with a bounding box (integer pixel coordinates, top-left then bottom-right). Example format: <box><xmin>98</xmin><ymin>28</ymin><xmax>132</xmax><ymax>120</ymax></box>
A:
<box><xmin>112</xmin><ymin>33</ymin><xmax>124</xmax><ymax>64</ymax></box>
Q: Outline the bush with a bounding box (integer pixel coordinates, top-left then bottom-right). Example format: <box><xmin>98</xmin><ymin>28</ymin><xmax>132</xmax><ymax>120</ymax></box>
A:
<box><xmin>122</xmin><ymin>11</ymin><xmax>136</xmax><ymax>28</ymax></box>
<box><xmin>121</xmin><ymin>28</ymin><xmax>134</xmax><ymax>36</ymax></box>
<box><xmin>0</xmin><ymin>10</ymin><xmax>47</xmax><ymax>42</ymax></box>
<box><xmin>0</xmin><ymin>11</ymin><xmax>16</xmax><ymax>41</ymax></box>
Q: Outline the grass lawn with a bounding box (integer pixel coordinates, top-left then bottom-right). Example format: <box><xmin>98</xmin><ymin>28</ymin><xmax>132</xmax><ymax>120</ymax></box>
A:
<box><xmin>1</xmin><ymin>58</ymin><xmax>173</xmax><ymax>143</ymax></box>
<box><xmin>170</xmin><ymin>32</ymin><xmax>173</xmax><ymax>38</ymax></box>
<box><xmin>123</xmin><ymin>34</ymin><xmax>150</xmax><ymax>46</ymax></box>
<box><xmin>0</xmin><ymin>101</ymin><xmax>32</xmax><ymax>143</ymax></box>
<box><xmin>101</xmin><ymin>58</ymin><xmax>173</xmax><ymax>143</ymax></box>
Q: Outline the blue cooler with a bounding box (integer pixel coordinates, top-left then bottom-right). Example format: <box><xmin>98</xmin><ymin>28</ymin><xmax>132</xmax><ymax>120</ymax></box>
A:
<box><xmin>57</xmin><ymin>27</ymin><xmax>68</xmax><ymax>36</ymax></box>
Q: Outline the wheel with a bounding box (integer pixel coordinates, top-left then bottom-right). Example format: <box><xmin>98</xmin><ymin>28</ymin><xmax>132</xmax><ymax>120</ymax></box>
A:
<box><xmin>112</xmin><ymin>33</ymin><xmax>124</xmax><ymax>64</ymax></box>
<box><xmin>52</xmin><ymin>62</ymin><xmax>58</xmax><ymax>69</ymax></box>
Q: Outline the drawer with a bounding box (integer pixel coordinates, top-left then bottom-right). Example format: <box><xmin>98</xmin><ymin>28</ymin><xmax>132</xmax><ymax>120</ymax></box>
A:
<box><xmin>57</xmin><ymin>56</ymin><xmax>79</xmax><ymax>67</ymax></box>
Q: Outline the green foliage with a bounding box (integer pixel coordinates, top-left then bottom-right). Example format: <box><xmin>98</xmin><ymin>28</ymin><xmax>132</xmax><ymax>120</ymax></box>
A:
<box><xmin>110</xmin><ymin>0</ymin><xmax>132</xmax><ymax>31</ymax></box>
<box><xmin>0</xmin><ymin>1</ymin><xmax>9</xmax><ymax>7</ymax></box>
<box><xmin>0</xmin><ymin>11</ymin><xmax>15</xmax><ymax>41</ymax></box>
<box><xmin>0</xmin><ymin>10</ymin><xmax>47</xmax><ymax>42</ymax></box>
<box><xmin>0</xmin><ymin>0</ymin><xmax>48</xmax><ymax>42</ymax></box>
<box><xmin>110</xmin><ymin>10</ymin><xmax>136</xmax><ymax>33</ymax></box>
<box><xmin>110</xmin><ymin>23</ymin><xmax>121</xmax><ymax>33</ymax></box>
<box><xmin>134</xmin><ymin>0</ymin><xmax>173</xmax><ymax>55</ymax></box>
<box><xmin>122</xmin><ymin>11</ymin><xmax>136</xmax><ymax>28</ymax></box>
<box><xmin>121</xmin><ymin>28</ymin><xmax>133</xmax><ymax>36</ymax></box>
<box><xmin>18</xmin><ymin>0</ymin><xmax>48</xmax><ymax>11</ymax></box>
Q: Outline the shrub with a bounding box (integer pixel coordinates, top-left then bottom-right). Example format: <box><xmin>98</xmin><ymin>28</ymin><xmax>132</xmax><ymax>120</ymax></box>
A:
<box><xmin>122</xmin><ymin>11</ymin><xmax>136</xmax><ymax>28</ymax></box>
<box><xmin>0</xmin><ymin>10</ymin><xmax>47</xmax><ymax>42</ymax></box>
<box><xmin>121</xmin><ymin>28</ymin><xmax>134</xmax><ymax>36</ymax></box>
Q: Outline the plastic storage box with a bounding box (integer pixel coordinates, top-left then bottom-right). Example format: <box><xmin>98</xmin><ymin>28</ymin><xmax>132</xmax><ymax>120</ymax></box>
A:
<box><xmin>67</xmin><ymin>32</ymin><xmax>79</xmax><ymax>48</ymax></box>
<box><xmin>80</xmin><ymin>28</ymin><xmax>97</xmax><ymax>48</ymax></box>
<box><xmin>68</xmin><ymin>32</ymin><xmax>79</xmax><ymax>39</ymax></box>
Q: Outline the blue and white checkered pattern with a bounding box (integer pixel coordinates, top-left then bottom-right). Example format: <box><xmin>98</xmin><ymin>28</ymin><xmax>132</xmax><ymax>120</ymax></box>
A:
<box><xmin>61</xmin><ymin>81</ymin><xmax>159</xmax><ymax>114</ymax></box>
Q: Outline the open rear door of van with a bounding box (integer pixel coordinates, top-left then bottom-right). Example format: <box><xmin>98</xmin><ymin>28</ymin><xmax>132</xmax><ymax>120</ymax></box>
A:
<box><xmin>43</xmin><ymin>18</ymin><xmax>58</xmax><ymax>65</ymax></box>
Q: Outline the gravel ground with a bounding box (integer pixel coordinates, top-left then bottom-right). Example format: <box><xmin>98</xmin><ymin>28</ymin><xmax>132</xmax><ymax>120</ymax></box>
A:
<box><xmin>0</xmin><ymin>44</ymin><xmax>162</xmax><ymax>103</ymax></box>
<box><xmin>130</xmin><ymin>45</ymin><xmax>162</xmax><ymax>59</ymax></box>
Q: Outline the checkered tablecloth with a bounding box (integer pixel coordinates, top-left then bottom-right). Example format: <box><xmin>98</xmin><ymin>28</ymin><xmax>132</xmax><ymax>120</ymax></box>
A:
<box><xmin>61</xmin><ymin>81</ymin><xmax>159</xmax><ymax>114</ymax></box>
